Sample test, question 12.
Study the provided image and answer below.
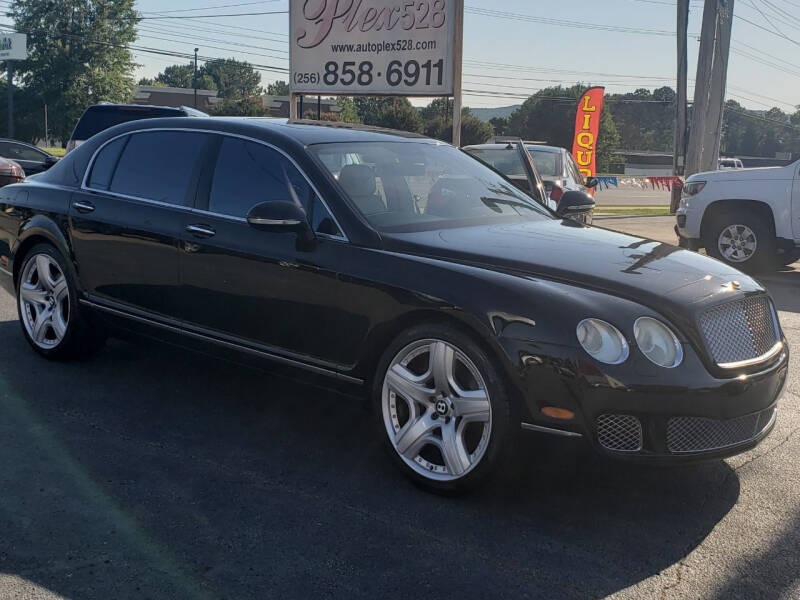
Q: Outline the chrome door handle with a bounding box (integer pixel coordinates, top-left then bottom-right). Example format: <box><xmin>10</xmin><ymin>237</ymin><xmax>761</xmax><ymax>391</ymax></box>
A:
<box><xmin>186</xmin><ymin>224</ymin><xmax>216</xmax><ymax>238</ymax></box>
<box><xmin>72</xmin><ymin>200</ymin><xmax>95</xmax><ymax>213</ymax></box>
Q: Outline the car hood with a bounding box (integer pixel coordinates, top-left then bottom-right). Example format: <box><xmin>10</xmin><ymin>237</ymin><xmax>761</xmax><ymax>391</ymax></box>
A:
<box><xmin>690</xmin><ymin>163</ymin><xmax>795</xmax><ymax>182</ymax></box>
<box><xmin>381</xmin><ymin>219</ymin><xmax>765</xmax><ymax>321</ymax></box>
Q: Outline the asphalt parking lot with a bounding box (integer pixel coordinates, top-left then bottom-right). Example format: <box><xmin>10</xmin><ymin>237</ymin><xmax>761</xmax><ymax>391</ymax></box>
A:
<box><xmin>0</xmin><ymin>217</ymin><xmax>798</xmax><ymax>599</ymax></box>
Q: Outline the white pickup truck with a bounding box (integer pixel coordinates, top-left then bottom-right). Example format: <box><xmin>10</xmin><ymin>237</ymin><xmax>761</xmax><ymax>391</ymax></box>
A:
<box><xmin>676</xmin><ymin>160</ymin><xmax>800</xmax><ymax>271</ymax></box>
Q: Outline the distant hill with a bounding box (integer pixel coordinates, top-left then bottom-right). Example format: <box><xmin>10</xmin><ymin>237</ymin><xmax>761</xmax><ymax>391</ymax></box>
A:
<box><xmin>469</xmin><ymin>105</ymin><xmax>520</xmax><ymax>122</ymax></box>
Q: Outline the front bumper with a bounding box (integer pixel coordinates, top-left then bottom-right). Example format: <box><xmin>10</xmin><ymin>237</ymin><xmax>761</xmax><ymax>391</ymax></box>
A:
<box><xmin>510</xmin><ymin>339</ymin><xmax>789</xmax><ymax>463</ymax></box>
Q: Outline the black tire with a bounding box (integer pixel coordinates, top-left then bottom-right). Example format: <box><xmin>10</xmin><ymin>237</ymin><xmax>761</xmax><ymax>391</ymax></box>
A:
<box><xmin>704</xmin><ymin>209</ymin><xmax>776</xmax><ymax>273</ymax></box>
<box><xmin>16</xmin><ymin>243</ymin><xmax>104</xmax><ymax>360</ymax></box>
<box><xmin>373</xmin><ymin>322</ymin><xmax>513</xmax><ymax>494</ymax></box>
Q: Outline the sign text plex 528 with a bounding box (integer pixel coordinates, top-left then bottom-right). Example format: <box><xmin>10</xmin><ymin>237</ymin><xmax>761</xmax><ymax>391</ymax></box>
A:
<box><xmin>290</xmin><ymin>0</ymin><xmax>456</xmax><ymax>96</ymax></box>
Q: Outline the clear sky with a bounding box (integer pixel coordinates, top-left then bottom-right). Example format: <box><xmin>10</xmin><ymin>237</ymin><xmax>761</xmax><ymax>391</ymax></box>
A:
<box><xmin>131</xmin><ymin>0</ymin><xmax>800</xmax><ymax>112</ymax></box>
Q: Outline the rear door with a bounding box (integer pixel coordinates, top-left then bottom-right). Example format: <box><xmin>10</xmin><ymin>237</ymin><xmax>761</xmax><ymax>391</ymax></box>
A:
<box><xmin>70</xmin><ymin>129</ymin><xmax>212</xmax><ymax>317</ymax></box>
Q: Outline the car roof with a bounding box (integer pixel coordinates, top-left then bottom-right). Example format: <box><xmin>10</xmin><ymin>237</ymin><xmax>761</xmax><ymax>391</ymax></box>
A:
<box><xmin>525</xmin><ymin>145</ymin><xmax>563</xmax><ymax>154</ymax></box>
<box><xmin>40</xmin><ymin>116</ymin><xmax>446</xmax><ymax>189</ymax></box>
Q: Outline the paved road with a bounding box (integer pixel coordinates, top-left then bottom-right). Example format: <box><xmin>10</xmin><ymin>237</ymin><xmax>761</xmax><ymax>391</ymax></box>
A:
<box><xmin>0</xmin><ymin>225</ymin><xmax>797</xmax><ymax>599</ymax></box>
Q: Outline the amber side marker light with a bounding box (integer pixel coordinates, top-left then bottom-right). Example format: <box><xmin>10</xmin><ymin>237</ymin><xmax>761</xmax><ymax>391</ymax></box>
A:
<box><xmin>541</xmin><ymin>407</ymin><xmax>575</xmax><ymax>420</ymax></box>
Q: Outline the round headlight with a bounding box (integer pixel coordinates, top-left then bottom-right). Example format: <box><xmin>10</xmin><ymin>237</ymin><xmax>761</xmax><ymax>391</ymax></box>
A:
<box><xmin>634</xmin><ymin>317</ymin><xmax>683</xmax><ymax>368</ymax></box>
<box><xmin>576</xmin><ymin>319</ymin><xmax>629</xmax><ymax>365</ymax></box>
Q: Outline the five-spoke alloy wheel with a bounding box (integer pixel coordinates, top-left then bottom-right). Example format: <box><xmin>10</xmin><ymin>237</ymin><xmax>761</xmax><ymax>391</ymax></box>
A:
<box><xmin>16</xmin><ymin>243</ymin><xmax>102</xmax><ymax>359</ymax></box>
<box><xmin>375</xmin><ymin>325</ymin><xmax>511</xmax><ymax>493</ymax></box>
<box><xmin>19</xmin><ymin>251</ymin><xmax>70</xmax><ymax>349</ymax></box>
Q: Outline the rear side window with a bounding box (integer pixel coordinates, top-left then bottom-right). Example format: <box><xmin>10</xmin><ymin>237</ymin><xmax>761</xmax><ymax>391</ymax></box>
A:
<box><xmin>108</xmin><ymin>131</ymin><xmax>208</xmax><ymax>205</ymax></box>
<box><xmin>71</xmin><ymin>106</ymin><xmax>185</xmax><ymax>141</ymax></box>
<box><xmin>87</xmin><ymin>136</ymin><xmax>128</xmax><ymax>190</ymax></box>
<box><xmin>209</xmin><ymin>137</ymin><xmax>341</xmax><ymax>236</ymax></box>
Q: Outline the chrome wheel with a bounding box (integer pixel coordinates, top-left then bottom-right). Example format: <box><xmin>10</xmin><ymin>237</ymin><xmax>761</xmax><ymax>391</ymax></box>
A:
<box><xmin>382</xmin><ymin>339</ymin><xmax>492</xmax><ymax>481</ymax></box>
<box><xmin>718</xmin><ymin>224</ymin><xmax>757</xmax><ymax>263</ymax></box>
<box><xmin>19</xmin><ymin>253</ymin><xmax>70</xmax><ymax>349</ymax></box>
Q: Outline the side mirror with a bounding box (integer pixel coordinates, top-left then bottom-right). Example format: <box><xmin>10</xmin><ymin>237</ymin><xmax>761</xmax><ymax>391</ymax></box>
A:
<box><xmin>584</xmin><ymin>176</ymin><xmax>598</xmax><ymax>188</ymax></box>
<box><xmin>557</xmin><ymin>190</ymin><xmax>595</xmax><ymax>220</ymax></box>
<box><xmin>44</xmin><ymin>155</ymin><xmax>59</xmax><ymax>168</ymax></box>
<box><xmin>246</xmin><ymin>201</ymin><xmax>315</xmax><ymax>248</ymax></box>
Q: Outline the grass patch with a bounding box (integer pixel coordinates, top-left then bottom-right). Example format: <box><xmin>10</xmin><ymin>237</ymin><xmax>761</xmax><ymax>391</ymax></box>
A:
<box><xmin>41</xmin><ymin>147</ymin><xmax>66</xmax><ymax>157</ymax></box>
<box><xmin>596</xmin><ymin>207</ymin><xmax>671</xmax><ymax>216</ymax></box>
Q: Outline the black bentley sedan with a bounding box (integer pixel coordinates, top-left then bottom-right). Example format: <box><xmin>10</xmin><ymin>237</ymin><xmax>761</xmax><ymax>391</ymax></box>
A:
<box><xmin>0</xmin><ymin>118</ymin><xmax>788</xmax><ymax>493</ymax></box>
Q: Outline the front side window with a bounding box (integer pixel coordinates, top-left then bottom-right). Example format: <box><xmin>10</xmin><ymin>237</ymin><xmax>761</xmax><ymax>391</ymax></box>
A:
<box><xmin>311</xmin><ymin>142</ymin><xmax>551</xmax><ymax>232</ymax></box>
<box><xmin>209</xmin><ymin>137</ymin><xmax>341</xmax><ymax>236</ymax></box>
<box><xmin>109</xmin><ymin>131</ymin><xmax>208</xmax><ymax>205</ymax></box>
<box><xmin>528</xmin><ymin>148</ymin><xmax>563</xmax><ymax>179</ymax></box>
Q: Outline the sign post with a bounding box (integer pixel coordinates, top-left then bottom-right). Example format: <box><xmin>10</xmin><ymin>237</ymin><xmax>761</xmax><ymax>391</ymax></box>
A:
<box><xmin>0</xmin><ymin>33</ymin><xmax>27</xmax><ymax>139</ymax></box>
<box><xmin>289</xmin><ymin>1</ymin><xmax>462</xmax><ymax>141</ymax></box>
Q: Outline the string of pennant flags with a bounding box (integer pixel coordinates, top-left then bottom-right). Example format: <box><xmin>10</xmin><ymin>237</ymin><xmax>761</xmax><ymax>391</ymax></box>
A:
<box><xmin>595</xmin><ymin>176</ymin><xmax>684</xmax><ymax>191</ymax></box>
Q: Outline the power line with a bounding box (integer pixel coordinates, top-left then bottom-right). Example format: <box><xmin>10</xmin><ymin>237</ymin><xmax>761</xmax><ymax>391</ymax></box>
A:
<box><xmin>140</xmin><ymin>0</ymin><xmax>284</xmax><ymax>15</ymax></box>
<box><xmin>464</xmin><ymin>6</ymin><xmax>678</xmax><ymax>36</ymax></box>
<box><xmin>734</xmin><ymin>13</ymin><xmax>800</xmax><ymax>46</ymax></box>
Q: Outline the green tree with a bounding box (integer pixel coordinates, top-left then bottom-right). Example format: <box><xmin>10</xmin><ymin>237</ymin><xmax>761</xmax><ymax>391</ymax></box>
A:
<box><xmin>507</xmin><ymin>84</ymin><xmax>585</xmax><ymax>149</ymax></box>
<box><xmin>266</xmin><ymin>80</ymin><xmax>290</xmax><ymax>95</ymax></box>
<box><xmin>151</xmin><ymin>63</ymin><xmax>215</xmax><ymax>90</ymax></box>
<box><xmin>353</xmin><ymin>97</ymin><xmax>422</xmax><ymax>133</ymax></box>
<box><xmin>424</xmin><ymin>107</ymin><xmax>493</xmax><ymax>145</ymax></box>
<box><xmin>337</xmin><ymin>97</ymin><xmax>360</xmax><ymax>123</ymax></box>
<box><xmin>596</xmin><ymin>110</ymin><xmax>620</xmax><ymax>172</ymax></box>
<box><xmin>208</xmin><ymin>96</ymin><xmax>266</xmax><ymax>117</ymax></box>
<box><xmin>11</xmin><ymin>0</ymin><xmax>139</xmax><ymax>145</ymax></box>
<box><xmin>203</xmin><ymin>58</ymin><xmax>262</xmax><ymax>100</ymax></box>
<box><xmin>488</xmin><ymin>117</ymin><xmax>509</xmax><ymax>136</ymax></box>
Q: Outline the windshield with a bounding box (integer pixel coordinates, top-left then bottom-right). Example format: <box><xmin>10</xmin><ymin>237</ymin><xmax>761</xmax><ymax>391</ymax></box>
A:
<box><xmin>310</xmin><ymin>142</ymin><xmax>551</xmax><ymax>232</ymax></box>
<box><xmin>527</xmin><ymin>148</ymin><xmax>563</xmax><ymax>178</ymax></box>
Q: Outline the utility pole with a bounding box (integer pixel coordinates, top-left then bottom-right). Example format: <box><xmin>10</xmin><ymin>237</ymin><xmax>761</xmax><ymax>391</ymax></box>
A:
<box><xmin>7</xmin><ymin>62</ymin><xmax>13</xmax><ymax>138</ymax></box>
<box><xmin>451</xmin><ymin>0</ymin><xmax>464</xmax><ymax>146</ymax></box>
<box><xmin>671</xmin><ymin>0</ymin><xmax>690</xmax><ymax>214</ymax></box>
<box><xmin>193</xmin><ymin>48</ymin><xmax>199</xmax><ymax>109</ymax></box>
<box><xmin>44</xmin><ymin>104</ymin><xmax>48</xmax><ymax>147</ymax></box>
<box><xmin>686</xmin><ymin>0</ymin><xmax>735</xmax><ymax>176</ymax></box>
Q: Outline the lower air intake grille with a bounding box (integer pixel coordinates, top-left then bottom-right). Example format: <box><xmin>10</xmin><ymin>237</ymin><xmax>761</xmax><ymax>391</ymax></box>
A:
<box><xmin>667</xmin><ymin>408</ymin><xmax>776</xmax><ymax>453</ymax></box>
<box><xmin>596</xmin><ymin>414</ymin><xmax>643</xmax><ymax>452</ymax></box>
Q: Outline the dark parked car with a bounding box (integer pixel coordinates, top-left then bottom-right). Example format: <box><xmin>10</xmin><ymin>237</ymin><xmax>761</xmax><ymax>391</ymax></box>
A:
<box><xmin>0</xmin><ymin>118</ymin><xmax>788</xmax><ymax>493</ymax></box>
<box><xmin>0</xmin><ymin>139</ymin><xmax>58</xmax><ymax>175</ymax></box>
<box><xmin>66</xmin><ymin>103</ymin><xmax>208</xmax><ymax>153</ymax></box>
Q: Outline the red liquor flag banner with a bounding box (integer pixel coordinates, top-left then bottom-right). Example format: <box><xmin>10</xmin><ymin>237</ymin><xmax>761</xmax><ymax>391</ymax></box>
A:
<box><xmin>572</xmin><ymin>87</ymin><xmax>605</xmax><ymax>188</ymax></box>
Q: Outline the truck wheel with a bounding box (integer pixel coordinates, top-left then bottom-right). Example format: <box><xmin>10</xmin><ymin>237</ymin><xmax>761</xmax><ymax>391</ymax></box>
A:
<box><xmin>705</xmin><ymin>210</ymin><xmax>776</xmax><ymax>273</ymax></box>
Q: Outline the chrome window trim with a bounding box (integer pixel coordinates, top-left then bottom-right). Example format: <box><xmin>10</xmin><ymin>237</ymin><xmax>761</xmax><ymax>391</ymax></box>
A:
<box><xmin>80</xmin><ymin>127</ymin><xmax>349</xmax><ymax>242</ymax></box>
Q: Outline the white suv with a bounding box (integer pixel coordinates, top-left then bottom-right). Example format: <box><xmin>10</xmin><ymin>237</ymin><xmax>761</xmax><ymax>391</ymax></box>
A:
<box><xmin>676</xmin><ymin>160</ymin><xmax>800</xmax><ymax>271</ymax></box>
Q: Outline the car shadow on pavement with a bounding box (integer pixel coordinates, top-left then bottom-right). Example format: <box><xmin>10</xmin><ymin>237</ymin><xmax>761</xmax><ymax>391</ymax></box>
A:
<box><xmin>0</xmin><ymin>321</ymin><xmax>742</xmax><ymax>600</ymax></box>
<box><xmin>760</xmin><ymin>266</ymin><xmax>800</xmax><ymax>314</ymax></box>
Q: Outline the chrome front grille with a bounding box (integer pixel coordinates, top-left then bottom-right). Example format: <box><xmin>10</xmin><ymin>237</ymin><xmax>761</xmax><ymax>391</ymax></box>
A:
<box><xmin>699</xmin><ymin>296</ymin><xmax>779</xmax><ymax>366</ymax></box>
<box><xmin>596</xmin><ymin>414</ymin><xmax>642</xmax><ymax>452</ymax></box>
<box><xmin>667</xmin><ymin>408</ymin><xmax>776</xmax><ymax>453</ymax></box>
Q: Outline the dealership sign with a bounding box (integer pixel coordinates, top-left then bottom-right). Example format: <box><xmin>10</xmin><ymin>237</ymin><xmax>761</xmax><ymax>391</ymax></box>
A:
<box><xmin>0</xmin><ymin>33</ymin><xmax>27</xmax><ymax>61</ymax></box>
<box><xmin>290</xmin><ymin>1</ymin><xmax>456</xmax><ymax>96</ymax></box>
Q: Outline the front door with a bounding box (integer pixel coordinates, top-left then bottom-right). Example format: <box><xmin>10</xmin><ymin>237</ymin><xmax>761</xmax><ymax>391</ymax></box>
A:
<box><xmin>177</xmin><ymin>134</ymin><xmax>355</xmax><ymax>367</ymax></box>
<box><xmin>69</xmin><ymin>130</ymin><xmax>211</xmax><ymax>317</ymax></box>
